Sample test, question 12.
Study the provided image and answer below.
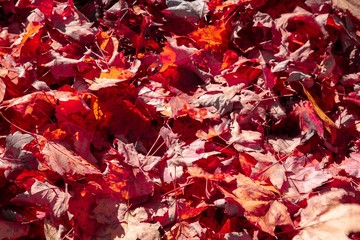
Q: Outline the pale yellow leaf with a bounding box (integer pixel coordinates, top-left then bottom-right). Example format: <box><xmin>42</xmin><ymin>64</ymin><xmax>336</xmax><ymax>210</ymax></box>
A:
<box><xmin>333</xmin><ymin>0</ymin><xmax>360</xmax><ymax>21</ymax></box>
<box><xmin>295</xmin><ymin>204</ymin><xmax>360</xmax><ymax>240</ymax></box>
<box><xmin>302</xmin><ymin>84</ymin><xmax>337</xmax><ymax>132</ymax></box>
<box><xmin>294</xmin><ymin>189</ymin><xmax>360</xmax><ymax>240</ymax></box>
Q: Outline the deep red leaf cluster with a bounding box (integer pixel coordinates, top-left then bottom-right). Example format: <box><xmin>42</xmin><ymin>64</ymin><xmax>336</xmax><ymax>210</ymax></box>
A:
<box><xmin>0</xmin><ymin>0</ymin><xmax>360</xmax><ymax>239</ymax></box>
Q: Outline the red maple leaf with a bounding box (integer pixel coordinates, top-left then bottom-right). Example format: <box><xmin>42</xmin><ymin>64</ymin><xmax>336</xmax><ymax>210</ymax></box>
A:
<box><xmin>0</xmin><ymin>0</ymin><xmax>359</xmax><ymax>239</ymax></box>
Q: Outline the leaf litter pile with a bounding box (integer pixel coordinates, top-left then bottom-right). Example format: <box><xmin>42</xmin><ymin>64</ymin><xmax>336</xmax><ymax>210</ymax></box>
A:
<box><xmin>0</xmin><ymin>0</ymin><xmax>360</xmax><ymax>239</ymax></box>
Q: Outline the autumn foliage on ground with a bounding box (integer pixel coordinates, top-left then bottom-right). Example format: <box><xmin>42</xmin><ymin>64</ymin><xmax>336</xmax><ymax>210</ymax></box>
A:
<box><xmin>0</xmin><ymin>0</ymin><xmax>360</xmax><ymax>239</ymax></box>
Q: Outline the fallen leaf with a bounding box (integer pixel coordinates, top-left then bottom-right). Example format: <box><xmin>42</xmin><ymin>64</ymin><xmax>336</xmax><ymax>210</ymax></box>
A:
<box><xmin>0</xmin><ymin>131</ymin><xmax>37</xmax><ymax>178</ymax></box>
<box><xmin>104</xmin><ymin>161</ymin><xmax>154</xmax><ymax>200</ymax></box>
<box><xmin>339</xmin><ymin>152</ymin><xmax>360</xmax><ymax>178</ymax></box>
<box><xmin>265</xmin><ymin>201</ymin><xmax>294</xmax><ymax>230</ymax></box>
<box><xmin>121</xmin><ymin>206</ymin><xmax>161</xmax><ymax>240</ymax></box>
<box><xmin>216</xmin><ymin>173</ymin><xmax>279</xmax><ymax>235</ymax></box>
<box><xmin>190</xmin><ymin>22</ymin><xmax>228</xmax><ymax>52</ymax></box>
<box><xmin>12</xmin><ymin>179</ymin><xmax>71</xmax><ymax>218</ymax></box>
<box><xmin>293</xmin><ymin>100</ymin><xmax>324</xmax><ymax>137</ymax></box>
<box><xmin>167</xmin><ymin>221</ymin><xmax>208</xmax><ymax>240</ymax></box>
<box><xmin>0</xmin><ymin>0</ymin><xmax>360</xmax><ymax>239</ymax></box>
<box><xmin>37</xmin><ymin>139</ymin><xmax>101</xmax><ymax>177</ymax></box>
<box><xmin>0</xmin><ymin>78</ymin><xmax>6</xmax><ymax>103</ymax></box>
<box><xmin>0</xmin><ymin>219</ymin><xmax>29</xmax><ymax>239</ymax></box>
<box><xmin>294</xmin><ymin>189</ymin><xmax>360</xmax><ymax>240</ymax></box>
<box><xmin>332</xmin><ymin>0</ymin><xmax>360</xmax><ymax>21</ymax></box>
<box><xmin>284</xmin><ymin>155</ymin><xmax>332</xmax><ymax>194</ymax></box>
<box><xmin>163</xmin><ymin>0</ymin><xmax>209</xmax><ymax>23</ymax></box>
<box><xmin>302</xmin><ymin>84</ymin><xmax>337</xmax><ymax>132</ymax></box>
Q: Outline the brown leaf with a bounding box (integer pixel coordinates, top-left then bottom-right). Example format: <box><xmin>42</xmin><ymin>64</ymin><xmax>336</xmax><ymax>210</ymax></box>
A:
<box><xmin>166</xmin><ymin>221</ymin><xmax>207</xmax><ymax>240</ymax></box>
<box><xmin>187</xmin><ymin>166</ymin><xmax>228</xmax><ymax>181</ymax></box>
<box><xmin>332</xmin><ymin>0</ymin><xmax>360</xmax><ymax>21</ymax></box>
<box><xmin>216</xmin><ymin>173</ymin><xmax>279</xmax><ymax>235</ymax></box>
<box><xmin>296</xmin><ymin>204</ymin><xmax>360</xmax><ymax>240</ymax></box>
<box><xmin>121</xmin><ymin>207</ymin><xmax>161</xmax><ymax>240</ymax></box>
<box><xmin>265</xmin><ymin>201</ymin><xmax>294</xmax><ymax>229</ymax></box>
<box><xmin>295</xmin><ymin>189</ymin><xmax>360</xmax><ymax>240</ymax></box>
<box><xmin>250</xmin><ymin>152</ymin><xmax>286</xmax><ymax>190</ymax></box>
<box><xmin>0</xmin><ymin>78</ymin><xmax>5</xmax><ymax>103</ymax></box>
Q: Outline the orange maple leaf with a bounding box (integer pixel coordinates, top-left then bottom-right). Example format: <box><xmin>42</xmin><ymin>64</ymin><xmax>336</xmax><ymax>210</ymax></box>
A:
<box><xmin>159</xmin><ymin>44</ymin><xmax>177</xmax><ymax>72</ymax></box>
<box><xmin>190</xmin><ymin>22</ymin><xmax>228</xmax><ymax>52</ymax></box>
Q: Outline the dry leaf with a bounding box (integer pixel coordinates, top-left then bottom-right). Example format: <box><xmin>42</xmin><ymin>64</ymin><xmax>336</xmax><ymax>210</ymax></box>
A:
<box><xmin>294</xmin><ymin>204</ymin><xmax>360</xmax><ymax>240</ymax></box>
<box><xmin>332</xmin><ymin>0</ymin><xmax>360</xmax><ymax>21</ymax></box>
<box><xmin>302</xmin><ymin>84</ymin><xmax>337</xmax><ymax>132</ymax></box>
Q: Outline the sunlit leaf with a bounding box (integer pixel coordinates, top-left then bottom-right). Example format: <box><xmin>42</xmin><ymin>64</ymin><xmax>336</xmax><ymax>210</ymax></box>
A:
<box><xmin>294</xmin><ymin>189</ymin><xmax>360</xmax><ymax>240</ymax></box>
<box><xmin>302</xmin><ymin>84</ymin><xmax>337</xmax><ymax>132</ymax></box>
<box><xmin>189</xmin><ymin>22</ymin><xmax>228</xmax><ymax>52</ymax></box>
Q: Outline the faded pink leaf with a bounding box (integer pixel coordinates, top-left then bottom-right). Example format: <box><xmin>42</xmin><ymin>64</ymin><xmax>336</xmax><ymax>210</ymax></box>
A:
<box><xmin>0</xmin><ymin>78</ymin><xmax>5</xmax><ymax>103</ymax></box>
<box><xmin>339</xmin><ymin>152</ymin><xmax>360</xmax><ymax>178</ymax></box>
<box><xmin>12</xmin><ymin>179</ymin><xmax>70</xmax><ymax>218</ymax></box>
<box><xmin>294</xmin><ymin>189</ymin><xmax>360</xmax><ymax>240</ymax></box>
<box><xmin>284</xmin><ymin>155</ymin><xmax>332</xmax><ymax>194</ymax></box>
<box><xmin>293</xmin><ymin>101</ymin><xmax>324</xmax><ymax>137</ymax></box>
<box><xmin>38</xmin><ymin>139</ymin><xmax>101</xmax><ymax>177</ymax></box>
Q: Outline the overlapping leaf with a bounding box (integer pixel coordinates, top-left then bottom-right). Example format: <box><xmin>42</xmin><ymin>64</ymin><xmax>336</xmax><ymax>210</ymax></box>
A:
<box><xmin>0</xmin><ymin>0</ymin><xmax>359</xmax><ymax>239</ymax></box>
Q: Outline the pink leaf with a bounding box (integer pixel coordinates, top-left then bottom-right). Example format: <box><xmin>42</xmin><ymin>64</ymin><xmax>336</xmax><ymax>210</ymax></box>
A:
<box><xmin>0</xmin><ymin>131</ymin><xmax>37</xmax><ymax>178</ymax></box>
<box><xmin>38</xmin><ymin>139</ymin><xmax>101</xmax><ymax>177</ymax></box>
<box><xmin>0</xmin><ymin>78</ymin><xmax>5</xmax><ymax>103</ymax></box>
<box><xmin>293</xmin><ymin>101</ymin><xmax>324</xmax><ymax>137</ymax></box>
<box><xmin>339</xmin><ymin>152</ymin><xmax>360</xmax><ymax>178</ymax></box>
<box><xmin>12</xmin><ymin>179</ymin><xmax>70</xmax><ymax>218</ymax></box>
<box><xmin>284</xmin><ymin>155</ymin><xmax>332</xmax><ymax>194</ymax></box>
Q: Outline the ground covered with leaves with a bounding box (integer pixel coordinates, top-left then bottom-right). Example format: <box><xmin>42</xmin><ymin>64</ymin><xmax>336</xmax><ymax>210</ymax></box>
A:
<box><xmin>0</xmin><ymin>0</ymin><xmax>360</xmax><ymax>239</ymax></box>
